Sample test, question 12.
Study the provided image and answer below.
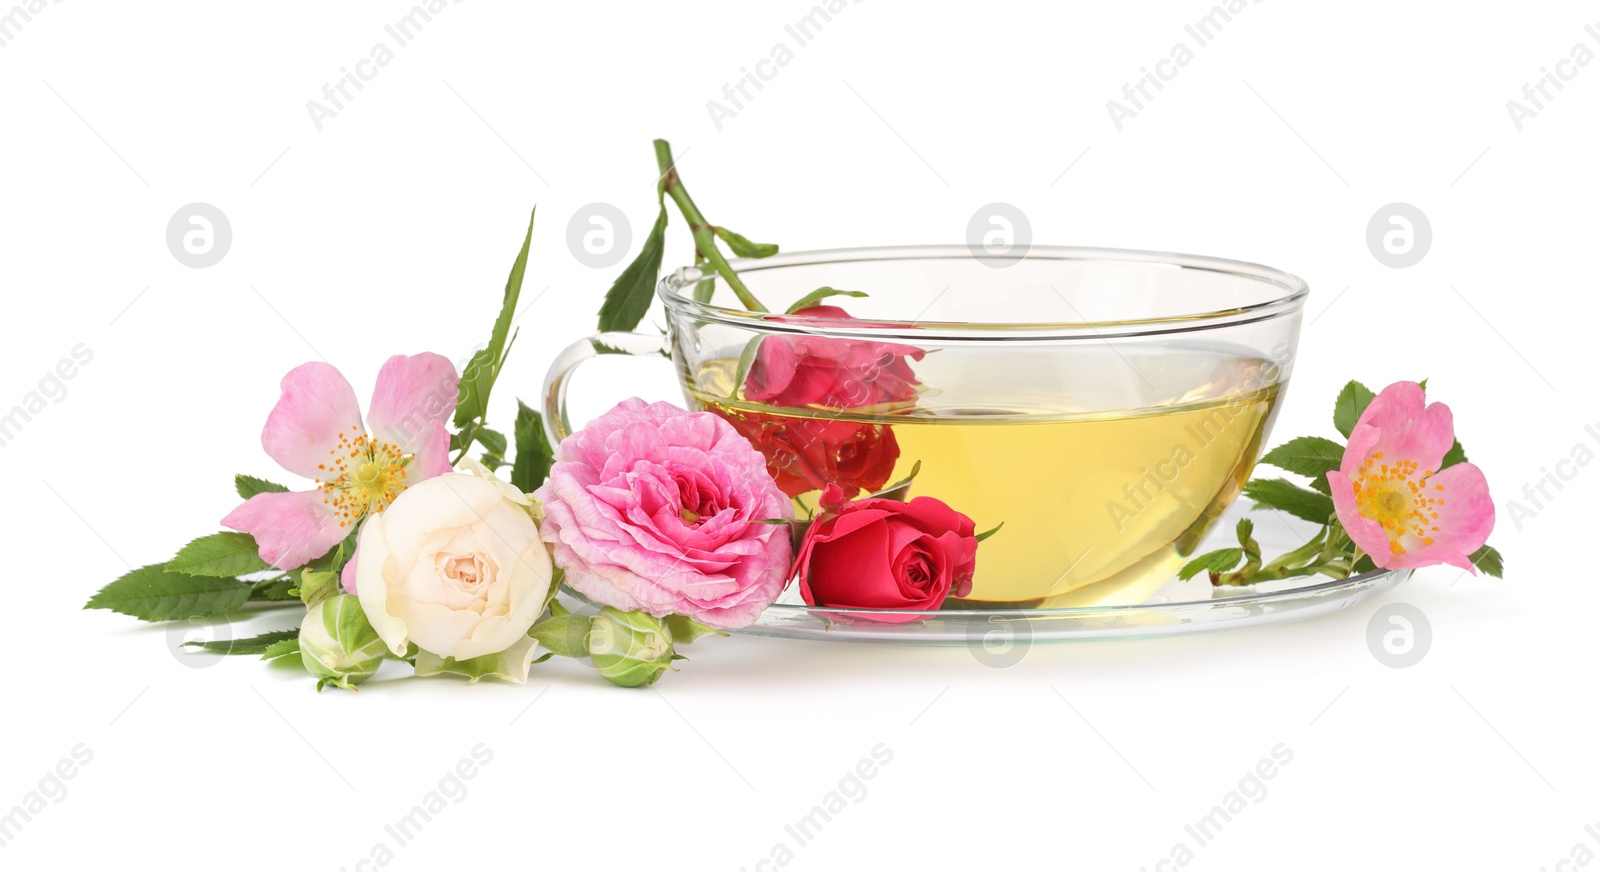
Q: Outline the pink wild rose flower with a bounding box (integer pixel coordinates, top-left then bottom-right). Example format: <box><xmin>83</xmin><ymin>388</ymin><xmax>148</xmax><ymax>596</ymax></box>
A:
<box><xmin>534</xmin><ymin>398</ymin><xmax>793</xmax><ymax>630</ymax></box>
<box><xmin>1326</xmin><ymin>381</ymin><xmax>1494</xmax><ymax>572</ymax></box>
<box><xmin>743</xmin><ymin>305</ymin><xmax>924</xmax><ymax>409</ymax></box>
<box><xmin>222</xmin><ymin>354</ymin><xmax>459</xmax><ymax>571</ymax></box>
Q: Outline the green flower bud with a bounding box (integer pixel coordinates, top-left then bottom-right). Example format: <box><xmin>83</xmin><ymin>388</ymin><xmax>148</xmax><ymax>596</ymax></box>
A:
<box><xmin>300</xmin><ymin>595</ymin><xmax>387</xmax><ymax>691</ymax></box>
<box><xmin>587</xmin><ymin>608</ymin><xmax>682</xmax><ymax>688</ymax></box>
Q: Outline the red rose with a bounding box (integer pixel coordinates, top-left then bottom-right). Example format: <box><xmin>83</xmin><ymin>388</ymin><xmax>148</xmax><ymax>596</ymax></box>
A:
<box><xmin>794</xmin><ymin>484</ymin><xmax>979</xmax><ymax>614</ymax></box>
<box><xmin>744</xmin><ymin>306</ymin><xmax>924</xmax><ymax>409</ymax></box>
<box><xmin>713</xmin><ymin>410</ymin><xmax>900</xmax><ymax>500</ymax></box>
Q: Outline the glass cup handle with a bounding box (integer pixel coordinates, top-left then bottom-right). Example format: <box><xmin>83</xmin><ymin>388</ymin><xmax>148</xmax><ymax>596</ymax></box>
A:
<box><xmin>541</xmin><ymin>331</ymin><xmax>672</xmax><ymax>445</ymax></box>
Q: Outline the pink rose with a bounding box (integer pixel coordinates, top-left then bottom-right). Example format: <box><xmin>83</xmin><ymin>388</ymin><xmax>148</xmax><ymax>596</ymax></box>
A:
<box><xmin>711</xmin><ymin>409</ymin><xmax>901</xmax><ymax>500</ymax></box>
<box><xmin>1327</xmin><ymin>381</ymin><xmax>1495</xmax><ymax>572</ymax></box>
<box><xmin>794</xmin><ymin>484</ymin><xmax>978</xmax><ymax>615</ymax></box>
<box><xmin>743</xmin><ymin>305</ymin><xmax>924</xmax><ymax>409</ymax></box>
<box><xmin>534</xmin><ymin>399</ymin><xmax>793</xmax><ymax>629</ymax></box>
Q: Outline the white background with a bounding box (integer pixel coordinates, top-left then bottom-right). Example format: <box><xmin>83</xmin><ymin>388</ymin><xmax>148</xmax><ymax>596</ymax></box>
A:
<box><xmin>2</xmin><ymin>1</ymin><xmax>1595</xmax><ymax>869</ymax></box>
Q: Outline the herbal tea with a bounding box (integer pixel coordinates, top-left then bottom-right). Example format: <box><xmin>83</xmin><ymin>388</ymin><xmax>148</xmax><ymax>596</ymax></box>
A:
<box><xmin>689</xmin><ymin>348</ymin><xmax>1283</xmax><ymax>608</ymax></box>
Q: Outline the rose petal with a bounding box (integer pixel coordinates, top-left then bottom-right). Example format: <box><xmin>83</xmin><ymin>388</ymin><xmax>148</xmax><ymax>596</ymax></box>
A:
<box><xmin>366</xmin><ymin>353</ymin><xmax>460</xmax><ymax>455</ymax></box>
<box><xmin>260</xmin><ymin>362</ymin><xmax>364</xmax><ymax>480</ymax></box>
<box><xmin>222</xmin><ymin>490</ymin><xmax>347</xmax><ymax>570</ymax></box>
<box><xmin>1388</xmin><ymin>462</ymin><xmax>1496</xmax><ymax>572</ymax></box>
<box><xmin>404</xmin><ymin>419</ymin><xmax>453</xmax><ymax>482</ymax></box>
<box><xmin>1327</xmin><ymin>470</ymin><xmax>1395</xmax><ymax>567</ymax></box>
<box><xmin>340</xmin><ymin>551</ymin><xmax>359</xmax><ymax>595</ymax></box>
<box><xmin>1351</xmin><ymin>381</ymin><xmax>1456</xmax><ymax>474</ymax></box>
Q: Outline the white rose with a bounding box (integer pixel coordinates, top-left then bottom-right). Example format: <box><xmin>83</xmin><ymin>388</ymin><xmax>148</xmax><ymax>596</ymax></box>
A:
<box><xmin>456</xmin><ymin>456</ymin><xmax>541</xmax><ymax>516</ymax></box>
<box><xmin>356</xmin><ymin>472</ymin><xmax>552</xmax><ymax>661</ymax></box>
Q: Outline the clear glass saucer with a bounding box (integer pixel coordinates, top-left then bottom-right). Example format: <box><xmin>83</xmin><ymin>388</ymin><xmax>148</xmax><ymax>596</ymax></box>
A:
<box><xmin>727</xmin><ymin>505</ymin><xmax>1408</xmax><ymax>644</ymax></box>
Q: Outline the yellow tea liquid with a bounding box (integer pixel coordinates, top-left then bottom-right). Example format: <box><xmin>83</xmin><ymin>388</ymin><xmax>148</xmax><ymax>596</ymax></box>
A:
<box><xmin>688</xmin><ymin>349</ymin><xmax>1282</xmax><ymax>608</ymax></box>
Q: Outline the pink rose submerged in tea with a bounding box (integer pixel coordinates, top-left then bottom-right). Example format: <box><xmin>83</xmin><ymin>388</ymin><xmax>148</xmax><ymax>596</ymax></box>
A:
<box><xmin>743</xmin><ymin>305</ymin><xmax>924</xmax><ymax>410</ymax></box>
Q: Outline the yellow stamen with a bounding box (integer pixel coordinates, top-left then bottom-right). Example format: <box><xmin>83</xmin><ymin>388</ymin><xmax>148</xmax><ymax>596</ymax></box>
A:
<box><xmin>1350</xmin><ymin>453</ymin><xmax>1444</xmax><ymax>555</ymax></box>
<box><xmin>314</xmin><ymin>430</ymin><xmax>412</xmax><ymax>522</ymax></box>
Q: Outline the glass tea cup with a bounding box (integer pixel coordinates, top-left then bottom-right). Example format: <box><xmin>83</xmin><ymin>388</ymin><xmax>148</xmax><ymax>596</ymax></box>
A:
<box><xmin>543</xmin><ymin>245</ymin><xmax>1307</xmax><ymax>610</ymax></box>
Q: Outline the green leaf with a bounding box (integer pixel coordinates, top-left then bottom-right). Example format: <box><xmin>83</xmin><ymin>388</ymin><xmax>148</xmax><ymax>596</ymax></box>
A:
<box><xmin>1235</xmin><ymin>517</ymin><xmax>1261</xmax><ymax>564</ymax></box>
<box><xmin>591</xmin><ymin>340</ymin><xmax>633</xmax><ymax>355</ymax></box>
<box><xmin>597</xmin><ymin>204</ymin><xmax>667</xmax><ymax>333</ymax></box>
<box><xmin>664</xmin><ymin>615</ymin><xmax>727</xmax><ymax>645</ymax></box>
<box><xmin>975</xmin><ymin>522</ymin><xmax>1004</xmax><ymax>543</ymax></box>
<box><xmin>1261</xmin><ymin>436</ymin><xmax>1347</xmax><ymax>480</ymax></box>
<box><xmin>235</xmin><ymin>474</ymin><xmax>288</xmax><ymax>500</ymax></box>
<box><xmin>511</xmin><ymin>400</ymin><xmax>555</xmax><ymax>493</ymax></box>
<box><xmin>866</xmin><ymin>460</ymin><xmax>922</xmax><ymax>503</ymax></box>
<box><xmin>184</xmin><ymin>629</ymin><xmax>299</xmax><ymax>656</ymax></box>
<box><xmin>167</xmin><ymin>532</ymin><xmax>272</xmax><ymax>578</ymax></box>
<box><xmin>415</xmin><ymin>637</ymin><xmax>550</xmax><ymax>685</ymax></box>
<box><xmin>455</xmin><ymin>207</ymin><xmax>536</xmax><ymax>429</ymax></box>
<box><xmin>1243</xmin><ymin>478</ymin><xmax>1336</xmax><ymax>525</ymax></box>
<box><xmin>1178</xmin><ymin>548</ymin><xmax>1244</xmax><ymax>581</ymax></box>
<box><xmin>261</xmin><ymin>637</ymin><xmax>302</xmax><ymax>662</ymax></box>
<box><xmin>1470</xmin><ymin>545</ymin><xmax>1504</xmax><ymax>579</ymax></box>
<box><xmin>729</xmin><ymin>335</ymin><xmax>763</xmax><ymax>399</ymax></box>
<box><xmin>474</xmin><ymin>427</ymin><xmax>508</xmax><ymax>469</ymax></box>
<box><xmin>475</xmin><ymin>427</ymin><xmax>508</xmax><ymax>458</ymax></box>
<box><xmin>250</xmin><ymin>575</ymin><xmax>298</xmax><ymax>602</ymax></box>
<box><xmin>541</xmin><ymin>566</ymin><xmax>566</xmax><ymax>615</ymax></box>
<box><xmin>1440</xmin><ymin>440</ymin><xmax>1468</xmax><ymax>469</ymax></box>
<box><xmin>85</xmin><ymin>565</ymin><xmax>253</xmax><ymax>622</ymax></box>
<box><xmin>1333</xmin><ymin>380</ymin><xmax>1377</xmax><ymax>439</ymax></box>
<box><xmin>303</xmin><ymin>527</ymin><xmax>359</xmax><ymax>578</ymax></box>
<box><xmin>455</xmin><ymin>351</ymin><xmax>495</xmax><ymax>430</ymax></box>
<box><xmin>528</xmin><ymin>614</ymin><xmax>593</xmax><ymax>659</ymax></box>
<box><xmin>784</xmin><ymin>287</ymin><xmax>868</xmax><ymax>314</ymax></box>
<box><xmin>713</xmin><ymin>226</ymin><xmax>778</xmax><ymax>259</ymax></box>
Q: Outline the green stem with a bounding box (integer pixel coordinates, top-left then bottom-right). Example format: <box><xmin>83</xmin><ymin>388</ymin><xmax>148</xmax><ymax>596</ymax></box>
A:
<box><xmin>1212</xmin><ymin>518</ymin><xmax>1377</xmax><ymax>588</ymax></box>
<box><xmin>1261</xmin><ymin>531</ymin><xmax>1327</xmax><ymax>574</ymax></box>
<box><xmin>653</xmin><ymin>139</ymin><xmax>768</xmax><ymax>314</ymax></box>
<box><xmin>449</xmin><ymin>335</ymin><xmax>517</xmax><ymax>467</ymax></box>
<box><xmin>1215</xmin><ymin>529</ymin><xmax>1327</xmax><ymax>587</ymax></box>
<box><xmin>451</xmin><ymin>420</ymin><xmax>483</xmax><ymax>466</ymax></box>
